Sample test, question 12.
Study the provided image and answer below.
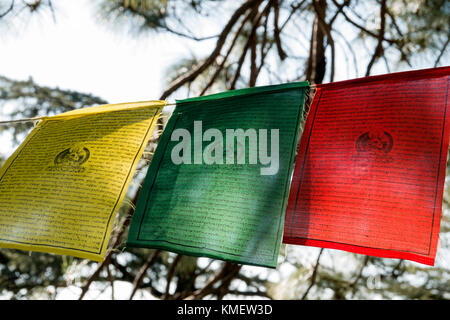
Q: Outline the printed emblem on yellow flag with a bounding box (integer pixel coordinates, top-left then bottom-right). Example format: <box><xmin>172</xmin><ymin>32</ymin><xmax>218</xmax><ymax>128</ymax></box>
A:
<box><xmin>0</xmin><ymin>100</ymin><xmax>165</xmax><ymax>261</ymax></box>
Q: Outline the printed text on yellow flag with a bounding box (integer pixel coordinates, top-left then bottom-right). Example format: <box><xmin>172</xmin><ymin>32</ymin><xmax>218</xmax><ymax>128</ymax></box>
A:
<box><xmin>0</xmin><ymin>101</ymin><xmax>165</xmax><ymax>261</ymax></box>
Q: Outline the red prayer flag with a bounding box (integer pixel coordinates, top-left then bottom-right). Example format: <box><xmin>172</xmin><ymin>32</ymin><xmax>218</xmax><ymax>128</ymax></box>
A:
<box><xmin>283</xmin><ymin>67</ymin><xmax>450</xmax><ymax>265</ymax></box>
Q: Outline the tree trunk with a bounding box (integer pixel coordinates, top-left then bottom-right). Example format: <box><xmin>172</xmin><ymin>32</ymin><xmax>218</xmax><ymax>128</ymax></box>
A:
<box><xmin>306</xmin><ymin>0</ymin><xmax>327</xmax><ymax>84</ymax></box>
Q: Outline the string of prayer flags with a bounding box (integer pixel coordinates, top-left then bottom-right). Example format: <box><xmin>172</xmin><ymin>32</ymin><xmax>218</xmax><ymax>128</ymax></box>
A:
<box><xmin>127</xmin><ymin>83</ymin><xmax>309</xmax><ymax>268</ymax></box>
<box><xmin>0</xmin><ymin>101</ymin><xmax>165</xmax><ymax>261</ymax></box>
<box><xmin>283</xmin><ymin>67</ymin><xmax>450</xmax><ymax>265</ymax></box>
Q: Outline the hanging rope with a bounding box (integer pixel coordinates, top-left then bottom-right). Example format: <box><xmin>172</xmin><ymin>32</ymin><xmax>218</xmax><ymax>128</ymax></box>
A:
<box><xmin>0</xmin><ymin>84</ymin><xmax>315</xmax><ymax>126</ymax></box>
<box><xmin>0</xmin><ymin>101</ymin><xmax>177</xmax><ymax>126</ymax></box>
<box><xmin>0</xmin><ymin>117</ymin><xmax>43</xmax><ymax>125</ymax></box>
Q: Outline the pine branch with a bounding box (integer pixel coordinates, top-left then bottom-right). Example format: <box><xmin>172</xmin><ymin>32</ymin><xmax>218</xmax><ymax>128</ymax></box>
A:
<box><xmin>129</xmin><ymin>250</ymin><xmax>160</xmax><ymax>300</ymax></box>
<box><xmin>312</xmin><ymin>0</ymin><xmax>336</xmax><ymax>82</ymax></box>
<box><xmin>350</xmin><ymin>256</ymin><xmax>369</xmax><ymax>297</ymax></box>
<box><xmin>163</xmin><ymin>254</ymin><xmax>182</xmax><ymax>299</ymax></box>
<box><xmin>365</xmin><ymin>0</ymin><xmax>387</xmax><ymax>76</ymax></box>
<box><xmin>273</xmin><ymin>0</ymin><xmax>287</xmax><ymax>61</ymax></box>
<box><xmin>184</xmin><ymin>262</ymin><xmax>241</xmax><ymax>300</ymax></box>
<box><xmin>434</xmin><ymin>37</ymin><xmax>450</xmax><ymax>67</ymax></box>
<box><xmin>199</xmin><ymin>7</ymin><xmax>253</xmax><ymax>96</ymax></box>
<box><xmin>159</xmin><ymin>0</ymin><xmax>261</xmax><ymax>99</ymax></box>
<box><xmin>229</xmin><ymin>0</ymin><xmax>271</xmax><ymax>89</ymax></box>
<box><xmin>301</xmin><ymin>248</ymin><xmax>323</xmax><ymax>299</ymax></box>
<box><xmin>0</xmin><ymin>0</ymin><xmax>14</xmax><ymax>18</ymax></box>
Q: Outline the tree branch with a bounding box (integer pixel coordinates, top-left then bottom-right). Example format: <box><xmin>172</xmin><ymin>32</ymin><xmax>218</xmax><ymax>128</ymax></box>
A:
<box><xmin>159</xmin><ymin>0</ymin><xmax>260</xmax><ymax>99</ymax></box>
<box><xmin>312</xmin><ymin>0</ymin><xmax>336</xmax><ymax>82</ymax></box>
<box><xmin>215</xmin><ymin>265</ymin><xmax>242</xmax><ymax>299</ymax></box>
<box><xmin>226</xmin><ymin>289</ymin><xmax>272</xmax><ymax>299</ymax></box>
<box><xmin>78</xmin><ymin>185</ymin><xmax>145</xmax><ymax>300</ymax></box>
<box><xmin>129</xmin><ymin>250</ymin><xmax>160</xmax><ymax>300</ymax></box>
<box><xmin>199</xmin><ymin>7</ymin><xmax>253</xmax><ymax>96</ymax></box>
<box><xmin>106</xmin><ymin>263</ymin><xmax>114</xmax><ymax>300</ymax></box>
<box><xmin>184</xmin><ymin>262</ymin><xmax>242</xmax><ymax>300</ymax></box>
<box><xmin>172</xmin><ymin>260</ymin><xmax>215</xmax><ymax>300</ymax></box>
<box><xmin>332</xmin><ymin>0</ymin><xmax>396</xmax><ymax>46</ymax></box>
<box><xmin>229</xmin><ymin>0</ymin><xmax>271</xmax><ymax>89</ymax></box>
<box><xmin>350</xmin><ymin>255</ymin><xmax>369</xmax><ymax>297</ymax></box>
<box><xmin>163</xmin><ymin>254</ymin><xmax>182</xmax><ymax>299</ymax></box>
<box><xmin>273</xmin><ymin>0</ymin><xmax>287</xmax><ymax>61</ymax></box>
<box><xmin>329</xmin><ymin>0</ymin><xmax>349</xmax><ymax>26</ymax></box>
<box><xmin>434</xmin><ymin>37</ymin><xmax>450</xmax><ymax>67</ymax></box>
<box><xmin>333</xmin><ymin>28</ymin><xmax>359</xmax><ymax>77</ymax></box>
<box><xmin>0</xmin><ymin>0</ymin><xmax>14</xmax><ymax>18</ymax></box>
<box><xmin>365</xmin><ymin>0</ymin><xmax>386</xmax><ymax>76</ymax></box>
<box><xmin>249</xmin><ymin>6</ymin><xmax>259</xmax><ymax>87</ymax></box>
<box><xmin>256</xmin><ymin>0</ymin><xmax>306</xmax><ymax>77</ymax></box>
<box><xmin>301</xmin><ymin>248</ymin><xmax>323</xmax><ymax>299</ymax></box>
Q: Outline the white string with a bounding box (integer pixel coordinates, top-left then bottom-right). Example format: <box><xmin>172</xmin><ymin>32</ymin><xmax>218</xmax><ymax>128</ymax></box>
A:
<box><xmin>0</xmin><ymin>117</ymin><xmax>44</xmax><ymax>125</ymax></box>
<box><xmin>0</xmin><ymin>86</ymin><xmax>314</xmax><ymax>126</ymax></box>
<box><xmin>0</xmin><ymin>101</ymin><xmax>178</xmax><ymax>126</ymax></box>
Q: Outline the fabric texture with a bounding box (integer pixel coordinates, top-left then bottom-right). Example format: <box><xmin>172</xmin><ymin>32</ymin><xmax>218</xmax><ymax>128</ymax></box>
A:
<box><xmin>283</xmin><ymin>67</ymin><xmax>450</xmax><ymax>265</ymax></box>
<box><xmin>127</xmin><ymin>82</ymin><xmax>308</xmax><ymax>268</ymax></box>
<box><xmin>0</xmin><ymin>101</ymin><xmax>165</xmax><ymax>261</ymax></box>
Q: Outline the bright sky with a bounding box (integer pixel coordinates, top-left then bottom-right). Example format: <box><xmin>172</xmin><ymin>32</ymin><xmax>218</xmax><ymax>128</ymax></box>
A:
<box><xmin>0</xmin><ymin>0</ymin><xmax>216</xmax><ymax>158</ymax></box>
<box><xmin>0</xmin><ymin>0</ymin><xmax>215</xmax><ymax>104</ymax></box>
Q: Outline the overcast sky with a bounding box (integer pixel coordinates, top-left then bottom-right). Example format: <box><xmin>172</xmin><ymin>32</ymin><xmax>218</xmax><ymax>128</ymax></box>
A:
<box><xmin>0</xmin><ymin>0</ymin><xmax>216</xmax><ymax>104</ymax></box>
<box><xmin>0</xmin><ymin>0</ymin><xmax>217</xmax><ymax>158</ymax></box>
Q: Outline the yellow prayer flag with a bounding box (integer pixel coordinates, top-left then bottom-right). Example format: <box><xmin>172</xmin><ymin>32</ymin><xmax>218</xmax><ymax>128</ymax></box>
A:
<box><xmin>0</xmin><ymin>101</ymin><xmax>165</xmax><ymax>261</ymax></box>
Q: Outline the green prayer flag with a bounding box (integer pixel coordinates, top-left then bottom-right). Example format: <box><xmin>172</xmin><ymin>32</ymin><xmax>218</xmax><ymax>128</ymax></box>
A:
<box><xmin>127</xmin><ymin>82</ymin><xmax>308</xmax><ymax>268</ymax></box>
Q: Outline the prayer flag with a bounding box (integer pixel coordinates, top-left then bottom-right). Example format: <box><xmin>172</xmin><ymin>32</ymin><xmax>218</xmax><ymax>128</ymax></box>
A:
<box><xmin>0</xmin><ymin>101</ymin><xmax>165</xmax><ymax>261</ymax></box>
<box><xmin>283</xmin><ymin>67</ymin><xmax>450</xmax><ymax>265</ymax></box>
<box><xmin>127</xmin><ymin>83</ymin><xmax>308</xmax><ymax>268</ymax></box>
